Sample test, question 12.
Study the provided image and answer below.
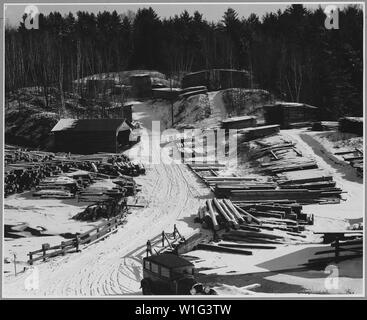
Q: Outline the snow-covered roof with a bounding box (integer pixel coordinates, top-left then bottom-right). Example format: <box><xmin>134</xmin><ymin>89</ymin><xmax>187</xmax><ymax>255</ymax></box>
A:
<box><xmin>51</xmin><ymin>119</ymin><xmax>132</xmax><ymax>132</ymax></box>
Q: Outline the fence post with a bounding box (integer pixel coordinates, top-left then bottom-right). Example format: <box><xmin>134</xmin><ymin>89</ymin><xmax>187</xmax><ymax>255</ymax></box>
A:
<box><xmin>28</xmin><ymin>252</ymin><xmax>33</xmax><ymax>265</ymax></box>
<box><xmin>42</xmin><ymin>244</ymin><xmax>49</xmax><ymax>262</ymax></box>
<box><xmin>146</xmin><ymin>240</ymin><xmax>152</xmax><ymax>257</ymax></box>
<box><xmin>162</xmin><ymin>231</ymin><xmax>165</xmax><ymax>247</ymax></box>
<box><xmin>75</xmin><ymin>235</ymin><xmax>80</xmax><ymax>252</ymax></box>
<box><xmin>335</xmin><ymin>237</ymin><xmax>340</xmax><ymax>261</ymax></box>
<box><xmin>13</xmin><ymin>254</ymin><xmax>17</xmax><ymax>276</ymax></box>
<box><xmin>61</xmin><ymin>241</ymin><xmax>66</xmax><ymax>255</ymax></box>
<box><xmin>173</xmin><ymin>224</ymin><xmax>177</xmax><ymax>238</ymax></box>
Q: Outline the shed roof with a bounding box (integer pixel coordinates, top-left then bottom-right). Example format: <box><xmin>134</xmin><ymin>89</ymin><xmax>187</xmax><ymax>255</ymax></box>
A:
<box><xmin>145</xmin><ymin>253</ymin><xmax>194</xmax><ymax>269</ymax></box>
<box><xmin>51</xmin><ymin>119</ymin><xmax>131</xmax><ymax>133</ymax></box>
<box><xmin>222</xmin><ymin>115</ymin><xmax>256</xmax><ymax>124</ymax></box>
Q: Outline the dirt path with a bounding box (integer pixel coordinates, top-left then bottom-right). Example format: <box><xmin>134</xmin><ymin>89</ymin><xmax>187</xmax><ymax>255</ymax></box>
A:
<box><xmin>3</xmin><ymin>101</ymin><xmax>211</xmax><ymax>297</ymax></box>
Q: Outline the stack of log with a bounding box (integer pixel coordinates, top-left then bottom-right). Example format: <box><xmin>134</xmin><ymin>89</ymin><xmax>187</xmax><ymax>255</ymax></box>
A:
<box><xmin>4</xmin><ymin>146</ymin><xmax>145</xmax><ymax>197</ymax></box>
<box><xmin>4</xmin><ymin>162</ymin><xmax>65</xmax><ymax>197</ymax></box>
<box><xmin>33</xmin><ymin>176</ymin><xmax>81</xmax><ymax>199</ymax></box>
<box><xmin>5</xmin><ymin>145</ymin><xmax>54</xmax><ymax>164</ymax></box>
<box><xmin>199</xmin><ymin>198</ymin><xmax>312</xmax><ymax>232</ymax></box>
<box><xmin>196</xmin><ymin>198</ymin><xmax>312</xmax><ymax>253</ymax></box>
<box><xmin>214</xmin><ymin>181</ymin><xmax>277</xmax><ymax>197</ymax></box>
<box><xmin>74</xmin><ymin>192</ymin><xmax>127</xmax><ymax>221</ymax></box>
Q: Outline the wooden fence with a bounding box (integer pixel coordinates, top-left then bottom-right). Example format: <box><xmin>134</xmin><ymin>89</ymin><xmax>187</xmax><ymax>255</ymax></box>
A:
<box><xmin>28</xmin><ymin>213</ymin><xmax>127</xmax><ymax>265</ymax></box>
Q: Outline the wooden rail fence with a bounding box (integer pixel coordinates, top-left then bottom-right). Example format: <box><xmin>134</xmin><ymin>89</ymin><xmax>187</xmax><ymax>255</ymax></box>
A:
<box><xmin>28</xmin><ymin>213</ymin><xmax>127</xmax><ymax>265</ymax></box>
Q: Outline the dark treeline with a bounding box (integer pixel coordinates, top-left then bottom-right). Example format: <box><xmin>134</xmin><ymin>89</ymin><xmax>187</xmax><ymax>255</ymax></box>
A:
<box><xmin>5</xmin><ymin>4</ymin><xmax>363</xmax><ymax>119</ymax></box>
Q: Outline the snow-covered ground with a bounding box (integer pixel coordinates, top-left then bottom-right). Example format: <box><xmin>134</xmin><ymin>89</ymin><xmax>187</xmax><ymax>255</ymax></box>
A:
<box><xmin>2</xmin><ymin>99</ymin><xmax>212</xmax><ymax>297</ymax></box>
<box><xmin>3</xmin><ymin>97</ymin><xmax>364</xmax><ymax>297</ymax></box>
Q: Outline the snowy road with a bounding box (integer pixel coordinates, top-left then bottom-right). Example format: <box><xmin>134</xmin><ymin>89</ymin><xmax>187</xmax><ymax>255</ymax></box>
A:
<box><xmin>3</xmin><ymin>101</ymin><xmax>211</xmax><ymax>297</ymax></box>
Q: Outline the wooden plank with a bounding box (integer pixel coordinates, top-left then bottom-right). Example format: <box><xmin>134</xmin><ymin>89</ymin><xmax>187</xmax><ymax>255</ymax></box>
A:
<box><xmin>206</xmin><ymin>199</ymin><xmax>220</xmax><ymax>231</ymax></box>
<box><xmin>218</xmin><ymin>243</ymin><xmax>277</xmax><ymax>250</ymax></box>
<box><xmin>196</xmin><ymin>243</ymin><xmax>253</xmax><ymax>255</ymax></box>
<box><xmin>233</xmin><ymin>204</ymin><xmax>261</xmax><ymax>225</ymax></box>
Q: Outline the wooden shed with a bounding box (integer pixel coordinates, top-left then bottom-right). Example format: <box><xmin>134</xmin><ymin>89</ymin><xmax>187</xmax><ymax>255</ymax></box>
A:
<box><xmin>51</xmin><ymin>119</ymin><xmax>133</xmax><ymax>154</ymax></box>
<box><xmin>263</xmin><ymin>102</ymin><xmax>318</xmax><ymax>129</ymax></box>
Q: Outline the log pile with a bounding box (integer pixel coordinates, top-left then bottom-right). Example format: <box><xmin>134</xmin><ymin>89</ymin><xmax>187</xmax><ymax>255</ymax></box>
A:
<box><xmin>5</xmin><ymin>145</ymin><xmax>54</xmax><ymax>164</ymax></box>
<box><xmin>4</xmin><ymin>146</ymin><xmax>145</xmax><ymax>197</ymax></box>
<box><xmin>197</xmin><ymin>198</ymin><xmax>313</xmax><ymax>253</ymax></box>
<box><xmin>199</xmin><ymin>198</ymin><xmax>313</xmax><ymax>232</ymax></box>
<box><xmin>33</xmin><ymin>176</ymin><xmax>81</xmax><ymax>199</ymax></box>
<box><xmin>73</xmin><ymin>196</ymin><xmax>127</xmax><ymax>221</ymax></box>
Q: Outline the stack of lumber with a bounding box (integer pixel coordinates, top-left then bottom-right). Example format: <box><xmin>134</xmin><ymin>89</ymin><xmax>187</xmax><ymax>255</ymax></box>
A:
<box><xmin>239</xmin><ymin>125</ymin><xmax>280</xmax><ymax>141</ymax></box>
<box><xmin>214</xmin><ymin>181</ymin><xmax>277</xmax><ymax>197</ymax></box>
<box><xmin>339</xmin><ymin>117</ymin><xmax>363</xmax><ymax>136</ymax></box>
<box><xmin>179</xmin><ymin>86</ymin><xmax>208</xmax><ymax>100</ymax></box>
<box><xmin>335</xmin><ymin>148</ymin><xmax>363</xmax><ymax>177</ymax></box>
<box><xmin>236</xmin><ymin>203</ymin><xmax>312</xmax><ymax>226</ymax></box>
<box><xmin>276</xmin><ymin>169</ymin><xmax>333</xmax><ymax>184</ymax></box>
<box><xmin>259</xmin><ymin>158</ymin><xmax>318</xmax><ymax>174</ymax></box>
<box><xmin>33</xmin><ymin>176</ymin><xmax>80</xmax><ymax>199</ymax></box>
<box><xmin>221</xmin><ymin>116</ymin><xmax>257</xmax><ymax>130</ymax></box>
<box><xmin>5</xmin><ymin>145</ymin><xmax>54</xmax><ymax>164</ymax></box>
<box><xmin>202</xmin><ymin>176</ymin><xmax>259</xmax><ymax>187</ymax></box>
<box><xmin>187</xmin><ymin>162</ymin><xmax>226</xmax><ymax>171</ymax></box>
<box><xmin>229</xmin><ymin>188</ymin><xmax>342</xmax><ymax>204</ymax></box>
<box><xmin>250</xmin><ymin>142</ymin><xmax>298</xmax><ymax>160</ymax></box>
